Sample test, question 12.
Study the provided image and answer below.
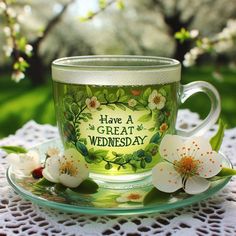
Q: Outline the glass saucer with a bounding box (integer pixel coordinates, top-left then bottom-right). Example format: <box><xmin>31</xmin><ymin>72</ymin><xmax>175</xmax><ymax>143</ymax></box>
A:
<box><xmin>6</xmin><ymin>139</ymin><xmax>232</xmax><ymax>216</ymax></box>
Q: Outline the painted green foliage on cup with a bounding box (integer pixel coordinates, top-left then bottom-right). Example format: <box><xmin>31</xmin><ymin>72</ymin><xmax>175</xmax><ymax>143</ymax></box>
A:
<box><xmin>61</xmin><ymin>84</ymin><xmax>174</xmax><ymax>172</ymax></box>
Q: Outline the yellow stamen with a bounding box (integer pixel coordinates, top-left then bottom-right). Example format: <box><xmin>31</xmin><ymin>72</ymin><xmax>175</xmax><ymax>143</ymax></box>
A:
<box><xmin>59</xmin><ymin>160</ymin><xmax>78</xmax><ymax>176</ymax></box>
<box><xmin>174</xmin><ymin>156</ymin><xmax>199</xmax><ymax>177</ymax></box>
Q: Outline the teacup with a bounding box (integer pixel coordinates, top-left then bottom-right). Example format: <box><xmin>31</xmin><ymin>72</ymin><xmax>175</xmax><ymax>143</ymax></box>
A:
<box><xmin>51</xmin><ymin>55</ymin><xmax>220</xmax><ymax>183</ymax></box>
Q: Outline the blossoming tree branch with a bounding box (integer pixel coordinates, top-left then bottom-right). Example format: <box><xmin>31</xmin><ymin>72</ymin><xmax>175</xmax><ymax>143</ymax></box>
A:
<box><xmin>0</xmin><ymin>0</ymin><xmax>124</xmax><ymax>84</ymax></box>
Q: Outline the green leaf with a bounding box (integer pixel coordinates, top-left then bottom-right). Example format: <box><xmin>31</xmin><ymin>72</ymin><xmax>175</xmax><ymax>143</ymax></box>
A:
<box><xmin>138</xmin><ymin>112</ymin><xmax>152</xmax><ymax>122</ymax></box>
<box><xmin>0</xmin><ymin>145</ymin><xmax>27</xmax><ymax>154</ymax></box>
<box><xmin>76</xmin><ymin>141</ymin><xmax>89</xmax><ymax>156</ymax></box>
<box><xmin>63</xmin><ymin>95</ymin><xmax>73</xmax><ymax>104</ymax></box>
<box><xmin>94</xmin><ymin>149</ymin><xmax>109</xmax><ymax>157</ymax></box>
<box><xmin>150</xmin><ymin>132</ymin><xmax>161</xmax><ymax>144</ymax></box>
<box><xmin>116</xmin><ymin>88</ymin><xmax>125</xmax><ymax>98</ymax></box>
<box><xmin>216</xmin><ymin>167</ymin><xmax>236</xmax><ymax>177</ymax></box>
<box><xmin>75</xmin><ymin>91</ymin><xmax>85</xmax><ymax>102</ymax></box>
<box><xmin>64</xmin><ymin>111</ymin><xmax>74</xmax><ymax>121</ymax></box>
<box><xmin>105</xmin><ymin>162</ymin><xmax>113</xmax><ymax>170</ymax></box>
<box><xmin>71</xmin><ymin>103</ymin><xmax>80</xmax><ymax>115</ymax></box>
<box><xmin>108</xmin><ymin>93</ymin><xmax>117</xmax><ymax>101</ymax></box>
<box><xmin>115</xmin><ymin>103</ymin><xmax>126</xmax><ymax>111</ymax></box>
<box><xmin>140</xmin><ymin>159</ymin><xmax>146</xmax><ymax>168</ymax></box>
<box><xmin>144</xmin><ymin>154</ymin><xmax>152</xmax><ymax>163</ymax></box>
<box><xmin>35</xmin><ymin>177</ymin><xmax>55</xmax><ymax>187</ymax></box>
<box><xmin>114</xmin><ymin>157</ymin><xmax>124</xmax><ymax>164</ymax></box>
<box><xmin>158</xmin><ymin>88</ymin><xmax>167</xmax><ymax>96</ymax></box>
<box><xmin>210</xmin><ymin>119</ymin><xmax>227</xmax><ymax>152</ymax></box>
<box><xmin>208</xmin><ymin>167</ymin><xmax>236</xmax><ymax>181</ymax></box>
<box><xmin>143</xmin><ymin>187</ymin><xmax>171</xmax><ymax>205</ymax></box>
<box><xmin>116</xmin><ymin>0</ymin><xmax>125</xmax><ymax>10</ymax></box>
<box><xmin>174</xmin><ymin>28</ymin><xmax>191</xmax><ymax>43</ymax></box>
<box><xmin>86</xmin><ymin>86</ymin><xmax>93</xmax><ymax>97</ymax></box>
<box><xmin>71</xmin><ymin>178</ymin><xmax>99</xmax><ymax>194</ymax></box>
<box><xmin>118</xmin><ymin>95</ymin><xmax>129</xmax><ymax>103</ymax></box>
<box><xmin>142</xmin><ymin>87</ymin><xmax>152</xmax><ymax>101</ymax></box>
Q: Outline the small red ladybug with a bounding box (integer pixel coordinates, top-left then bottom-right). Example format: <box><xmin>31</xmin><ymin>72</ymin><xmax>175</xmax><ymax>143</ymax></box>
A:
<box><xmin>32</xmin><ymin>167</ymin><xmax>44</xmax><ymax>179</ymax></box>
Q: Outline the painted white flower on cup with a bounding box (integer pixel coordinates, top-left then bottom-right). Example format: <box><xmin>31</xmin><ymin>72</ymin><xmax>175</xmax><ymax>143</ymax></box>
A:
<box><xmin>42</xmin><ymin>148</ymin><xmax>89</xmax><ymax>188</ymax></box>
<box><xmin>128</xmin><ymin>98</ymin><xmax>137</xmax><ymax>107</ymax></box>
<box><xmin>116</xmin><ymin>190</ymin><xmax>145</xmax><ymax>203</ymax></box>
<box><xmin>152</xmin><ymin>135</ymin><xmax>223</xmax><ymax>194</ymax></box>
<box><xmin>7</xmin><ymin>150</ymin><xmax>41</xmax><ymax>176</ymax></box>
<box><xmin>148</xmin><ymin>90</ymin><xmax>166</xmax><ymax>110</ymax></box>
<box><xmin>85</xmin><ymin>96</ymin><xmax>100</xmax><ymax>112</ymax></box>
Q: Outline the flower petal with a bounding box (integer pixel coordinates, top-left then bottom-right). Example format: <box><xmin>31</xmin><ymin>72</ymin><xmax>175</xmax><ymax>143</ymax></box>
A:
<box><xmin>184</xmin><ymin>176</ymin><xmax>210</xmax><ymax>194</ymax></box>
<box><xmin>64</xmin><ymin>148</ymin><xmax>84</xmax><ymax>162</ymax></box>
<box><xmin>42</xmin><ymin>156</ymin><xmax>60</xmax><ymax>183</ymax></box>
<box><xmin>183</xmin><ymin>137</ymin><xmax>212</xmax><ymax>158</ymax></box>
<box><xmin>148</xmin><ymin>102</ymin><xmax>156</xmax><ymax>110</ymax></box>
<box><xmin>197</xmin><ymin>151</ymin><xmax>223</xmax><ymax>178</ymax></box>
<box><xmin>42</xmin><ymin>168</ymin><xmax>59</xmax><ymax>183</ymax></box>
<box><xmin>59</xmin><ymin>174</ymin><xmax>83</xmax><ymax>188</ymax></box>
<box><xmin>155</xmin><ymin>96</ymin><xmax>166</xmax><ymax>109</ymax></box>
<box><xmin>148</xmin><ymin>90</ymin><xmax>157</xmax><ymax>103</ymax></box>
<box><xmin>159</xmin><ymin>135</ymin><xmax>184</xmax><ymax>162</ymax></box>
<box><xmin>152</xmin><ymin>162</ymin><xmax>182</xmax><ymax>193</ymax></box>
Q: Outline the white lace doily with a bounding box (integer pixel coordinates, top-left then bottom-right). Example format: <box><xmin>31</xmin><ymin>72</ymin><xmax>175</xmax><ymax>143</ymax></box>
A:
<box><xmin>0</xmin><ymin>109</ymin><xmax>236</xmax><ymax>236</ymax></box>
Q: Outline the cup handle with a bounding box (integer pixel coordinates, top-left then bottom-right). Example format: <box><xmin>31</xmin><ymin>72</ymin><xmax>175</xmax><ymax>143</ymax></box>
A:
<box><xmin>176</xmin><ymin>81</ymin><xmax>221</xmax><ymax>137</ymax></box>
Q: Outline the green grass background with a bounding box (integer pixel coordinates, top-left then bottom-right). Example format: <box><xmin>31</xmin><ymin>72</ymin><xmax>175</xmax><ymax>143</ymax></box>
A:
<box><xmin>0</xmin><ymin>67</ymin><xmax>235</xmax><ymax>138</ymax></box>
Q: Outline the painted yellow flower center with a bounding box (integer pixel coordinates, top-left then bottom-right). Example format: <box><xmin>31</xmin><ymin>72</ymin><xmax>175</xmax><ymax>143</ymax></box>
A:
<box><xmin>174</xmin><ymin>156</ymin><xmax>199</xmax><ymax>176</ymax></box>
<box><xmin>160</xmin><ymin>123</ymin><xmax>168</xmax><ymax>132</ymax></box>
<box><xmin>127</xmin><ymin>193</ymin><xmax>141</xmax><ymax>200</ymax></box>
<box><xmin>59</xmin><ymin>160</ymin><xmax>78</xmax><ymax>176</ymax></box>
<box><xmin>153</xmin><ymin>96</ymin><xmax>161</xmax><ymax>104</ymax></box>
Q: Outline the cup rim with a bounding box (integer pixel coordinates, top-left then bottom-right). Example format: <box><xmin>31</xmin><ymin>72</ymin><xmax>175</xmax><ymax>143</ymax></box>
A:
<box><xmin>51</xmin><ymin>55</ymin><xmax>181</xmax><ymax>85</ymax></box>
<box><xmin>52</xmin><ymin>55</ymin><xmax>180</xmax><ymax>71</ymax></box>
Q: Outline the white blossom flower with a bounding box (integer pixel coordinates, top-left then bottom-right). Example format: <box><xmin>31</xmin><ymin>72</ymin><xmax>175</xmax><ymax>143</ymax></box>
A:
<box><xmin>116</xmin><ymin>190</ymin><xmax>145</xmax><ymax>203</ymax></box>
<box><xmin>128</xmin><ymin>99</ymin><xmax>137</xmax><ymax>107</ymax></box>
<box><xmin>6</xmin><ymin>7</ymin><xmax>16</xmax><ymax>18</ymax></box>
<box><xmin>152</xmin><ymin>135</ymin><xmax>223</xmax><ymax>195</ymax></box>
<box><xmin>42</xmin><ymin>148</ymin><xmax>89</xmax><ymax>188</ymax></box>
<box><xmin>183</xmin><ymin>52</ymin><xmax>195</xmax><ymax>67</ymax></box>
<box><xmin>148</xmin><ymin>90</ymin><xmax>166</xmax><ymax>110</ymax></box>
<box><xmin>0</xmin><ymin>2</ymin><xmax>6</xmax><ymax>11</ymax></box>
<box><xmin>85</xmin><ymin>96</ymin><xmax>100</xmax><ymax>112</ymax></box>
<box><xmin>190</xmin><ymin>29</ymin><xmax>199</xmax><ymax>38</ymax></box>
<box><xmin>25</xmin><ymin>44</ymin><xmax>33</xmax><ymax>55</ymax></box>
<box><xmin>3</xmin><ymin>45</ymin><xmax>13</xmax><ymax>57</ymax></box>
<box><xmin>3</xmin><ymin>27</ymin><xmax>11</xmax><ymax>37</ymax></box>
<box><xmin>11</xmin><ymin>71</ymin><xmax>25</xmax><ymax>82</ymax></box>
<box><xmin>7</xmin><ymin>150</ymin><xmax>41</xmax><ymax>176</ymax></box>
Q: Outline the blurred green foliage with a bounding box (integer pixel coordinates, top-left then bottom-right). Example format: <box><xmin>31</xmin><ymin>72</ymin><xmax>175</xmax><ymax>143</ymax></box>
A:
<box><xmin>0</xmin><ymin>66</ymin><xmax>235</xmax><ymax>138</ymax></box>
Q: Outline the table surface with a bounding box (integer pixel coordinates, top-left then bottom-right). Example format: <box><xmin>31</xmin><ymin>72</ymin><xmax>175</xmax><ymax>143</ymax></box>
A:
<box><xmin>0</xmin><ymin>109</ymin><xmax>236</xmax><ymax>236</ymax></box>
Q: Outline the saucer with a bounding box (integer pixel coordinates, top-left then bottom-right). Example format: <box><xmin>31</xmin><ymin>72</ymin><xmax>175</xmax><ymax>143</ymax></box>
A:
<box><xmin>6</xmin><ymin>139</ymin><xmax>232</xmax><ymax>216</ymax></box>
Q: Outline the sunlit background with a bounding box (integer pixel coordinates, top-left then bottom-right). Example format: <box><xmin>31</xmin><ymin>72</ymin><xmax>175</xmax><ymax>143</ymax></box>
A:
<box><xmin>0</xmin><ymin>0</ymin><xmax>236</xmax><ymax>138</ymax></box>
